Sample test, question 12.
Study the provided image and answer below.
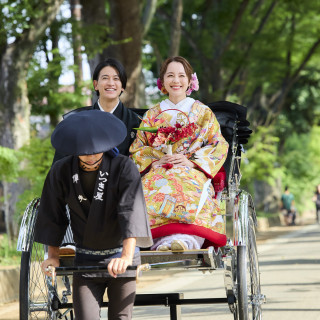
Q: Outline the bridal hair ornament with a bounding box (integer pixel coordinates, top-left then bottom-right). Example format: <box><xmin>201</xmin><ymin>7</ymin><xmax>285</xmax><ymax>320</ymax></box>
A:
<box><xmin>186</xmin><ymin>73</ymin><xmax>199</xmax><ymax>96</ymax></box>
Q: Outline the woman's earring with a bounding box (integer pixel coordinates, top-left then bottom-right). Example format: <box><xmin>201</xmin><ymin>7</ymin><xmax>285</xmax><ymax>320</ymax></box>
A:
<box><xmin>157</xmin><ymin>78</ymin><xmax>168</xmax><ymax>95</ymax></box>
<box><xmin>161</xmin><ymin>86</ymin><xmax>168</xmax><ymax>95</ymax></box>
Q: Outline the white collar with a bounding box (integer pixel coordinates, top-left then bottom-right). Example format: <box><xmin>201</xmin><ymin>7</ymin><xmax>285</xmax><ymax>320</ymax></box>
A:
<box><xmin>159</xmin><ymin>97</ymin><xmax>195</xmax><ymax>125</ymax></box>
<box><xmin>97</xmin><ymin>99</ymin><xmax>120</xmax><ymax>114</ymax></box>
<box><xmin>161</xmin><ymin>97</ymin><xmax>194</xmax><ymax>110</ymax></box>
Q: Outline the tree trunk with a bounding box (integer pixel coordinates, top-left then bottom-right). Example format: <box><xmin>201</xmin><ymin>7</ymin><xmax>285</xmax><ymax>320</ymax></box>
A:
<box><xmin>47</xmin><ymin>19</ymin><xmax>63</xmax><ymax>127</ymax></box>
<box><xmin>70</xmin><ymin>0</ymin><xmax>84</xmax><ymax>92</ymax></box>
<box><xmin>142</xmin><ymin>0</ymin><xmax>157</xmax><ymax>37</ymax></box>
<box><xmin>0</xmin><ymin>52</ymin><xmax>31</xmax><ymax>238</ymax></box>
<box><xmin>253</xmin><ymin>179</ymin><xmax>281</xmax><ymax>213</ymax></box>
<box><xmin>81</xmin><ymin>0</ymin><xmax>157</xmax><ymax>108</ymax></box>
<box><xmin>80</xmin><ymin>0</ymin><xmax>109</xmax><ymax>103</ymax></box>
<box><xmin>0</xmin><ymin>0</ymin><xmax>63</xmax><ymax>149</ymax></box>
<box><xmin>3</xmin><ymin>182</ymin><xmax>12</xmax><ymax>246</ymax></box>
<box><xmin>0</xmin><ymin>0</ymin><xmax>64</xmax><ymax>237</ymax></box>
<box><xmin>105</xmin><ymin>0</ymin><xmax>143</xmax><ymax>108</ymax></box>
<box><xmin>168</xmin><ymin>0</ymin><xmax>183</xmax><ymax>57</ymax></box>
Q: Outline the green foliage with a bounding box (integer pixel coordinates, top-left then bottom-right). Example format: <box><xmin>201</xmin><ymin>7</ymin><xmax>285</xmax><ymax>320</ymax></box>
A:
<box><xmin>1</xmin><ymin>0</ymin><xmax>61</xmax><ymax>42</ymax></box>
<box><xmin>308</xmin><ymin>127</ymin><xmax>320</xmax><ymax>171</ymax></box>
<box><xmin>144</xmin><ymin>0</ymin><xmax>320</xmax><ymax>117</ymax></box>
<box><xmin>0</xmin><ymin>234</ymin><xmax>21</xmax><ymax>266</ymax></box>
<box><xmin>256</xmin><ymin>211</ymin><xmax>280</xmax><ymax>219</ymax></box>
<box><xmin>80</xmin><ymin>24</ymin><xmax>112</xmax><ymax>59</ymax></box>
<box><xmin>0</xmin><ymin>137</ymin><xmax>54</xmax><ymax>227</ymax></box>
<box><xmin>240</xmin><ymin>126</ymin><xmax>282</xmax><ymax>190</ymax></box>
<box><xmin>25</xmin><ymin>10</ymin><xmax>91</xmax><ymax>124</ymax></box>
<box><xmin>1</xmin><ymin>0</ymin><xmax>36</xmax><ymax>39</ymax></box>
<box><xmin>0</xmin><ymin>146</ymin><xmax>20</xmax><ymax>182</ymax></box>
<box><xmin>27</xmin><ymin>55</ymin><xmax>90</xmax><ymax>122</ymax></box>
<box><xmin>240</xmin><ymin>124</ymin><xmax>320</xmax><ymax>214</ymax></box>
<box><xmin>281</xmin><ymin>70</ymin><xmax>320</xmax><ymax>134</ymax></box>
<box><xmin>15</xmin><ymin>136</ymin><xmax>55</xmax><ymax>221</ymax></box>
<box><xmin>2</xmin><ymin>0</ymin><xmax>320</xmax><ymax>224</ymax></box>
<box><xmin>278</xmin><ymin>126</ymin><xmax>320</xmax><ymax>213</ymax></box>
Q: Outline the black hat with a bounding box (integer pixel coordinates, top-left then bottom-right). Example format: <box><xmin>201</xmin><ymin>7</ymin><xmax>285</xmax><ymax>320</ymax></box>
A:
<box><xmin>51</xmin><ymin>110</ymin><xmax>126</xmax><ymax>156</ymax></box>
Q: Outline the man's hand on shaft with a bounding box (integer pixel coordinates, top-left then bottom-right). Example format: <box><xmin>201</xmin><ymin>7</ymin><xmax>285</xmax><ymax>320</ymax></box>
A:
<box><xmin>108</xmin><ymin>237</ymin><xmax>136</xmax><ymax>278</ymax></box>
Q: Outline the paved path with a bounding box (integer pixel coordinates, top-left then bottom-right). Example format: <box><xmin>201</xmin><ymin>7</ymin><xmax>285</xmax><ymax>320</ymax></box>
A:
<box><xmin>1</xmin><ymin>216</ymin><xmax>319</xmax><ymax>319</ymax></box>
<box><xmin>257</xmin><ymin>223</ymin><xmax>320</xmax><ymax>319</ymax></box>
<box><xmin>128</xmin><ymin>222</ymin><xmax>320</xmax><ymax>319</ymax></box>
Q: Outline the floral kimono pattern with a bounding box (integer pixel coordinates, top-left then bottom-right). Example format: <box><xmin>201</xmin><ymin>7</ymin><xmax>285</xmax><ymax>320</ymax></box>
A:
<box><xmin>130</xmin><ymin>100</ymin><xmax>229</xmax><ymax>235</ymax></box>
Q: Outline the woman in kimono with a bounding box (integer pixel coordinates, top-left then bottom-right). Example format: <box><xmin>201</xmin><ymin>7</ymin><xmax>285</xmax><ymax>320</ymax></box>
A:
<box><xmin>130</xmin><ymin>56</ymin><xmax>229</xmax><ymax>251</ymax></box>
<box><xmin>35</xmin><ymin>110</ymin><xmax>152</xmax><ymax>320</ymax></box>
<box><xmin>53</xmin><ymin>58</ymin><xmax>140</xmax><ymax>163</ymax></box>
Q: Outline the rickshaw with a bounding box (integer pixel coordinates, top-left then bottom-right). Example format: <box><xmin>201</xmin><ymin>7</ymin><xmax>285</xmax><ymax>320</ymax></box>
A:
<box><xmin>17</xmin><ymin>101</ymin><xmax>266</xmax><ymax>320</ymax></box>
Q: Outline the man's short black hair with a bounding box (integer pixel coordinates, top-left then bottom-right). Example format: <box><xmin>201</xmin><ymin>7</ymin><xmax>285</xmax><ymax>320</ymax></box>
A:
<box><xmin>92</xmin><ymin>58</ymin><xmax>127</xmax><ymax>96</ymax></box>
<box><xmin>285</xmin><ymin>186</ymin><xmax>289</xmax><ymax>191</ymax></box>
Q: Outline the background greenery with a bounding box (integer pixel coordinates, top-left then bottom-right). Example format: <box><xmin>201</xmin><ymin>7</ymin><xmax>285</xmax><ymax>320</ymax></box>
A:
<box><xmin>1</xmin><ymin>0</ymin><xmax>320</xmax><ymax>251</ymax></box>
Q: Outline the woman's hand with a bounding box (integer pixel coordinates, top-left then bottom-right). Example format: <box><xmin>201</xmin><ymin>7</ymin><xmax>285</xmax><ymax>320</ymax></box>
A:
<box><xmin>152</xmin><ymin>154</ymin><xmax>195</xmax><ymax>168</ymax></box>
<box><xmin>151</xmin><ymin>155</ymin><xmax>172</xmax><ymax>168</ymax></box>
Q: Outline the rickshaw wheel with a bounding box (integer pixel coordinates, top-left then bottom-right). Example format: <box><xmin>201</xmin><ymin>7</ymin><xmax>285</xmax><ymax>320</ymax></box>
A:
<box><xmin>19</xmin><ymin>198</ymin><xmax>74</xmax><ymax>320</ymax></box>
<box><xmin>20</xmin><ymin>242</ymin><xmax>53</xmax><ymax>319</ymax></box>
<box><xmin>237</xmin><ymin>216</ymin><xmax>262</xmax><ymax>320</ymax></box>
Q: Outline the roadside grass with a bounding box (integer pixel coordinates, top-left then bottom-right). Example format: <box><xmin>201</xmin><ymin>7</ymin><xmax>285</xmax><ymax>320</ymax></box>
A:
<box><xmin>256</xmin><ymin>211</ymin><xmax>280</xmax><ymax>218</ymax></box>
<box><xmin>0</xmin><ymin>234</ymin><xmax>21</xmax><ymax>266</ymax></box>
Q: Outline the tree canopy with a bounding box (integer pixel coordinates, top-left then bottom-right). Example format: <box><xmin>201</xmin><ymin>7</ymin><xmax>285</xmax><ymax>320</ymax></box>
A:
<box><xmin>1</xmin><ymin>0</ymin><xmax>320</xmax><ymax>235</ymax></box>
